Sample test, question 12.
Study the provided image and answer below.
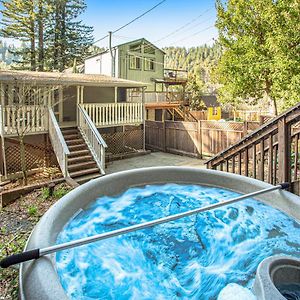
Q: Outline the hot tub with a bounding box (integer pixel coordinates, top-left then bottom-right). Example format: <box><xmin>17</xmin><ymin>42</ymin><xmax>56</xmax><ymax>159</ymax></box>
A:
<box><xmin>19</xmin><ymin>167</ymin><xmax>300</xmax><ymax>299</ymax></box>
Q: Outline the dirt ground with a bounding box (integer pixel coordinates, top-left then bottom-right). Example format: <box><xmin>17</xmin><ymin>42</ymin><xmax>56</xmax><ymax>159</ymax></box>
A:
<box><xmin>0</xmin><ymin>183</ymin><xmax>72</xmax><ymax>300</ymax></box>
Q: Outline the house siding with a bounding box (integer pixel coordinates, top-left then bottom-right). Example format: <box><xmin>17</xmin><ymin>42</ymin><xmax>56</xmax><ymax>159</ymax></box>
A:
<box><xmin>84</xmin><ymin>39</ymin><xmax>164</xmax><ymax>91</ymax></box>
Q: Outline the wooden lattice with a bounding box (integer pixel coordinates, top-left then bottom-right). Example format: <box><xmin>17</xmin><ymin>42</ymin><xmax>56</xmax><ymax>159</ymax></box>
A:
<box><xmin>102</xmin><ymin>127</ymin><xmax>144</xmax><ymax>156</ymax></box>
<box><xmin>5</xmin><ymin>137</ymin><xmax>57</xmax><ymax>174</ymax></box>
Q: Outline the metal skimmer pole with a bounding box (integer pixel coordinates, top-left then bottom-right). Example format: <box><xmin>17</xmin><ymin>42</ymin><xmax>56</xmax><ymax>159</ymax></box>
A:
<box><xmin>0</xmin><ymin>182</ymin><xmax>289</xmax><ymax>268</ymax></box>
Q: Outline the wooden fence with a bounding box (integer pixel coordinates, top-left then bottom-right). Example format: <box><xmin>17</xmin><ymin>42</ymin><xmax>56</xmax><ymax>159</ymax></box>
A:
<box><xmin>145</xmin><ymin>120</ymin><xmax>260</xmax><ymax>157</ymax></box>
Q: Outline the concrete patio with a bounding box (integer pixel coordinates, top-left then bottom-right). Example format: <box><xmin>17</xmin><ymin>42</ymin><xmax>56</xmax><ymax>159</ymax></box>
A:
<box><xmin>106</xmin><ymin>152</ymin><xmax>206</xmax><ymax>174</ymax></box>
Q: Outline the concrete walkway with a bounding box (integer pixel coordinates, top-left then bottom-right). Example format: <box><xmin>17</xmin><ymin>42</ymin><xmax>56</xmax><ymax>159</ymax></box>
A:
<box><xmin>106</xmin><ymin>152</ymin><xmax>206</xmax><ymax>174</ymax></box>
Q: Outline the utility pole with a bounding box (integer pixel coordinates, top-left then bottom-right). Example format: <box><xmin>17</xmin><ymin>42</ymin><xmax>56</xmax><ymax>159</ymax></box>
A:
<box><xmin>108</xmin><ymin>31</ymin><xmax>115</xmax><ymax>77</ymax></box>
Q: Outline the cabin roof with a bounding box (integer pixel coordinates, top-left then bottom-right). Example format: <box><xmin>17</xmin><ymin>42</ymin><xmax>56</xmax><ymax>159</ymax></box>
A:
<box><xmin>201</xmin><ymin>95</ymin><xmax>219</xmax><ymax>107</ymax></box>
<box><xmin>85</xmin><ymin>38</ymin><xmax>165</xmax><ymax>60</ymax></box>
<box><xmin>0</xmin><ymin>70</ymin><xmax>147</xmax><ymax>88</ymax></box>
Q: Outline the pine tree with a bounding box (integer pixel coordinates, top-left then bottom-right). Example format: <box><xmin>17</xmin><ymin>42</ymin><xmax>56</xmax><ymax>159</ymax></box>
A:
<box><xmin>46</xmin><ymin>0</ymin><xmax>94</xmax><ymax>71</ymax></box>
<box><xmin>0</xmin><ymin>0</ymin><xmax>94</xmax><ymax>71</ymax></box>
<box><xmin>0</xmin><ymin>0</ymin><xmax>36</xmax><ymax>70</ymax></box>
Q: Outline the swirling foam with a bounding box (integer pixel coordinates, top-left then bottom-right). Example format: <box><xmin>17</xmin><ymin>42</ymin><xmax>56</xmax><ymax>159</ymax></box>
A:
<box><xmin>56</xmin><ymin>184</ymin><xmax>300</xmax><ymax>299</ymax></box>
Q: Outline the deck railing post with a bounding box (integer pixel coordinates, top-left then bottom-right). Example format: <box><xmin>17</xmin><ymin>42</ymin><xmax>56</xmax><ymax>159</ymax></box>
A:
<box><xmin>278</xmin><ymin>117</ymin><xmax>291</xmax><ymax>184</ymax></box>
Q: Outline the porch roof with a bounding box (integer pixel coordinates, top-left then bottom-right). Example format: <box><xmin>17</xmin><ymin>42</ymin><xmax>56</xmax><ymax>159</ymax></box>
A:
<box><xmin>0</xmin><ymin>70</ymin><xmax>147</xmax><ymax>88</ymax></box>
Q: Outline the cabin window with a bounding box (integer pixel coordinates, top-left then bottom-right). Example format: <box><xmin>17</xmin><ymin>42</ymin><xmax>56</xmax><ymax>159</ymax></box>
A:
<box><xmin>212</xmin><ymin>107</ymin><xmax>218</xmax><ymax>115</ymax></box>
<box><xmin>129</xmin><ymin>55</ymin><xmax>141</xmax><ymax>70</ymax></box>
<box><xmin>144</xmin><ymin>44</ymin><xmax>155</xmax><ymax>55</ymax></box>
<box><xmin>129</xmin><ymin>43</ymin><xmax>142</xmax><ymax>53</ymax></box>
<box><xmin>144</xmin><ymin>58</ymin><xmax>155</xmax><ymax>71</ymax></box>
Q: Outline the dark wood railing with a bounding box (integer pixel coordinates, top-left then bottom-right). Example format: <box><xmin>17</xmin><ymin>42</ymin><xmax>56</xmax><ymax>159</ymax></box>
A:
<box><xmin>206</xmin><ymin>103</ymin><xmax>300</xmax><ymax>192</ymax></box>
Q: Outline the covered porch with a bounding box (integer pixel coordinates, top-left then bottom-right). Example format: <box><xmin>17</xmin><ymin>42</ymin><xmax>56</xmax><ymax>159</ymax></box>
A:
<box><xmin>0</xmin><ymin>70</ymin><xmax>146</xmax><ymax>181</ymax></box>
<box><xmin>0</xmin><ymin>71</ymin><xmax>146</xmax><ymax>136</ymax></box>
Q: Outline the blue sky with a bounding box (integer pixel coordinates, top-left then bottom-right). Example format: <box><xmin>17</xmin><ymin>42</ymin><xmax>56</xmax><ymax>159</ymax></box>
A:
<box><xmin>1</xmin><ymin>0</ymin><xmax>218</xmax><ymax>49</ymax></box>
<box><xmin>82</xmin><ymin>0</ymin><xmax>217</xmax><ymax>48</ymax></box>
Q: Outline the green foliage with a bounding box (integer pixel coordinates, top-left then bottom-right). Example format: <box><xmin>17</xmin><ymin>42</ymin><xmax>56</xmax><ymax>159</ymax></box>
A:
<box><xmin>163</xmin><ymin>44</ymin><xmax>222</xmax><ymax>93</ymax></box>
<box><xmin>27</xmin><ymin>205</ymin><xmax>38</xmax><ymax>216</ymax></box>
<box><xmin>40</xmin><ymin>187</ymin><xmax>50</xmax><ymax>200</ymax></box>
<box><xmin>53</xmin><ymin>187</ymin><xmax>68</xmax><ymax>199</ymax></box>
<box><xmin>186</xmin><ymin>74</ymin><xmax>206</xmax><ymax>111</ymax></box>
<box><xmin>215</xmin><ymin>0</ymin><xmax>300</xmax><ymax>114</ymax></box>
<box><xmin>0</xmin><ymin>0</ymin><xmax>94</xmax><ymax>71</ymax></box>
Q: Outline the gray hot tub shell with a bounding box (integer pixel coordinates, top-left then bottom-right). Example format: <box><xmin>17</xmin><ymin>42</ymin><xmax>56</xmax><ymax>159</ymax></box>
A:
<box><xmin>19</xmin><ymin>167</ymin><xmax>300</xmax><ymax>300</ymax></box>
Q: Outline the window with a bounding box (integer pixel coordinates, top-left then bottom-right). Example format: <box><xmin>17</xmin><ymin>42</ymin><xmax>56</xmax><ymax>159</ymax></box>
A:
<box><xmin>144</xmin><ymin>44</ymin><xmax>155</xmax><ymax>55</ymax></box>
<box><xmin>144</xmin><ymin>58</ymin><xmax>155</xmax><ymax>71</ymax></box>
<box><xmin>129</xmin><ymin>43</ymin><xmax>142</xmax><ymax>53</ymax></box>
<box><xmin>129</xmin><ymin>55</ymin><xmax>141</xmax><ymax>69</ymax></box>
<box><xmin>212</xmin><ymin>107</ymin><xmax>218</xmax><ymax>115</ymax></box>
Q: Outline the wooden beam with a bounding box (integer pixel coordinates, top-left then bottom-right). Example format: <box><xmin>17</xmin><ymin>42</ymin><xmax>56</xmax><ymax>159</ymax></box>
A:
<box><xmin>268</xmin><ymin>135</ymin><xmax>273</xmax><ymax>184</ymax></box>
<box><xmin>259</xmin><ymin>139</ymin><xmax>264</xmax><ymax>180</ymax></box>
<box><xmin>58</xmin><ymin>86</ymin><xmax>63</xmax><ymax>123</ymax></box>
<box><xmin>278</xmin><ymin>117</ymin><xmax>291</xmax><ymax>183</ymax></box>
<box><xmin>114</xmin><ymin>87</ymin><xmax>118</xmax><ymax>103</ymax></box>
<box><xmin>294</xmin><ymin>134</ymin><xmax>299</xmax><ymax>182</ymax></box>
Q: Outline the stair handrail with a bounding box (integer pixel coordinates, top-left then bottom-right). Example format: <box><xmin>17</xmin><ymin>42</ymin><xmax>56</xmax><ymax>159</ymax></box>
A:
<box><xmin>77</xmin><ymin>104</ymin><xmax>107</xmax><ymax>174</ymax></box>
<box><xmin>206</xmin><ymin>102</ymin><xmax>300</xmax><ymax>168</ymax></box>
<box><xmin>48</xmin><ymin>107</ymin><xmax>70</xmax><ymax>177</ymax></box>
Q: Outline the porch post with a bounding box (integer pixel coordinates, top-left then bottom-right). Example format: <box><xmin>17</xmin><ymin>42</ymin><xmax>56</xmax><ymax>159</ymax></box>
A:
<box><xmin>8</xmin><ymin>84</ymin><xmax>13</xmax><ymax>105</ymax></box>
<box><xmin>58</xmin><ymin>86</ymin><xmax>63</xmax><ymax>123</ymax></box>
<box><xmin>76</xmin><ymin>86</ymin><xmax>80</xmax><ymax>125</ymax></box>
<box><xmin>142</xmin><ymin>87</ymin><xmax>146</xmax><ymax>151</ymax></box>
<box><xmin>114</xmin><ymin>87</ymin><xmax>118</xmax><ymax>103</ymax></box>
<box><xmin>0</xmin><ymin>83</ymin><xmax>6</xmax><ymax>178</ymax></box>
<box><xmin>80</xmin><ymin>86</ymin><xmax>84</xmax><ymax>104</ymax></box>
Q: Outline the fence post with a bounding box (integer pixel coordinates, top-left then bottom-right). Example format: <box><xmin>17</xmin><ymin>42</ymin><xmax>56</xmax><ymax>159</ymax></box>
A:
<box><xmin>197</xmin><ymin>120</ymin><xmax>202</xmax><ymax>158</ymax></box>
<box><xmin>278</xmin><ymin>117</ymin><xmax>291</xmax><ymax>184</ymax></box>
<box><xmin>162</xmin><ymin>120</ymin><xmax>167</xmax><ymax>152</ymax></box>
<box><xmin>243</xmin><ymin>121</ymin><xmax>248</xmax><ymax>137</ymax></box>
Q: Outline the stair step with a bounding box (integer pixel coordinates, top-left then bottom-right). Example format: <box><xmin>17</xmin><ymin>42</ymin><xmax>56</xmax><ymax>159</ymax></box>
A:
<box><xmin>66</xmin><ymin>138</ymin><xmax>85</xmax><ymax>145</ymax></box>
<box><xmin>70</xmin><ymin>167</ymin><xmax>100</xmax><ymax>178</ymax></box>
<box><xmin>68</xmin><ymin>161</ymin><xmax>97</xmax><ymax>171</ymax></box>
<box><xmin>68</xmin><ymin>149</ymin><xmax>90</xmax><ymax>157</ymax></box>
<box><xmin>75</xmin><ymin>173</ymin><xmax>102</xmax><ymax>184</ymax></box>
<box><xmin>68</xmin><ymin>144</ymin><xmax>87</xmax><ymax>151</ymax></box>
<box><xmin>63</xmin><ymin>133</ymin><xmax>81</xmax><ymax>140</ymax></box>
<box><xmin>68</xmin><ymin>155</ymin><xmax>93</xmax><ymax>164</ymax></box>
<box><xmin>61</xmin><ymin>128</ymin><xmax>78</xmax><ymax>135</ymax></box>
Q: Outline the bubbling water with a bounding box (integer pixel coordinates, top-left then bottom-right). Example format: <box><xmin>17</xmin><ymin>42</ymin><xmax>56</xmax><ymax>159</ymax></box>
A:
<box><xmin>56</xmin><ymin>184</ymin><xmax>300</xmax><ymax>299</ymax></box>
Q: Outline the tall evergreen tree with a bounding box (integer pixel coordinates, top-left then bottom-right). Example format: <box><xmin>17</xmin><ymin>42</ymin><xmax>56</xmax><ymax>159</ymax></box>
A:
<box><xmin>0</xmin><ymin>0</ymin><xmax>36</xmax><ymax>70</ymax></box>
<box><xmin>0</xmin><ymin>0</ymin><xmax>94</xmax><ymax>71</ymax></box>
<box><xmin>46</xmin><ymin>0</ymin><xmax>94</xmax><ymax>71</ymax></box>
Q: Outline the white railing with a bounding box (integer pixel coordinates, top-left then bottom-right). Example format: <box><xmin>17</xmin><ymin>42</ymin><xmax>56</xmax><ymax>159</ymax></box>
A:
<box><xmin>144</xmin><ymin>92</ymin><xmax>184</xmax><ymax>103</ymax></box>
<box><xmin>48</xmin><ymin>108</ymin><xmax>70</xmax><ymax>177</ymax></box>
<box><xmin>78</xmin><ymin>105</ymin><xmax>107</xmax><ymax>174</ymax></box>
<box><xmin>81</xmin><ymin>102</ymin><xmax>143</xmax><ymax>127</ymax></box>
<box><xmin>2</xmin><ymin>105</ymin><xmax>48</xmax><ymax>135</ymax></box>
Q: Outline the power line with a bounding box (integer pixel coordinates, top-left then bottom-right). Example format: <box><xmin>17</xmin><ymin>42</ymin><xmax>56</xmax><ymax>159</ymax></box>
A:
<box><xmin>169</xmin><ymin>25</ymin><xmax>215</xmax><ymax>46</ymax></box>
<box><xmin>154</xmin><ymin>6</ymin><xmax>214</xmax><ymax>43</ymax></box>
<box><xmin>93</xmin><ymin>0</ymin><xmax>167</xmax><ymax>45</ymax></box>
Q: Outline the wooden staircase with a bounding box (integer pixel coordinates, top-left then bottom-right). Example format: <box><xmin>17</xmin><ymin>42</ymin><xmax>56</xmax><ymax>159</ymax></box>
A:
<box><xmin>168</xmin><ymin>107</ymin><xmax>198</xmax><ymax>122</ymax></box>
<box><xmin>205</xmin><ymin>102</ymin><xmax>300</xmax><ymax>194</ymax></box>
<box><xmin>61</xmin><ymin>127</ymin><xmax>102</xmax><ymax>184</ymax></box>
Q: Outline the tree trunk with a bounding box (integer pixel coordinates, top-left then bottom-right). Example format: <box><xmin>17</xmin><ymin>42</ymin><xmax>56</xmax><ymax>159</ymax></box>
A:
<box><xmin>59</xmin><ymin>1</ymin><xmax>66</xmax><ymax>72</ymax></box>
<box><xmin>19</xmin><ymin>135</ymin><xmax>28</xmax><ymax>186</ymax></box>
<box><xmin>38</xmin><ymin>0</ymin><xmax>44</xmax><ymax>71</ymax></box>
<box><xmin>265</xmin><ymin>78</ymin><xmax>277</xmax><ymax>116</ymax></box>
<box><xmin>29</xmin><ymin>2</ymin><xmax>36</xmax><ymax>71</ymax></box>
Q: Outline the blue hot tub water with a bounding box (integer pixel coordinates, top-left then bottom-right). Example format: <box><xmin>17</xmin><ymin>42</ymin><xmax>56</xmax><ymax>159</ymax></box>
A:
<box><xmin>56</xmin><ymin>184</ymin><xmax>300</xmax><ymax>299</ymax></box>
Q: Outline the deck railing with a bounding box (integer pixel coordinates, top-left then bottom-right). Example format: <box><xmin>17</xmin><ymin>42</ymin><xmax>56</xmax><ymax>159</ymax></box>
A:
<box><xmin>48</xmin><ymin>108</ymin><xmax>70</xmax><ymax>177</ymax></box>
<box><xmin>206</xmin><ymin>102</ymin><xmax>300</xmax><ymax>189</ymax></box>
<box><xmin>81</xmin><ymin>102</ymin><xmax>143</xmax><ymax>127</ymax></box>
<box><xmin>1</xmin><ymin>105</ymin><xmax>48</xmax><ymax>136</ymax></box>
<box><xmin>78</xmin><ymin>104</ymin><xmax>107</xmax><ymax>174</ymax></box>
<box><xmin>144</xmin><ymin>92</ymin><xmax>185</xmax><ymax>103</ymax></box>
